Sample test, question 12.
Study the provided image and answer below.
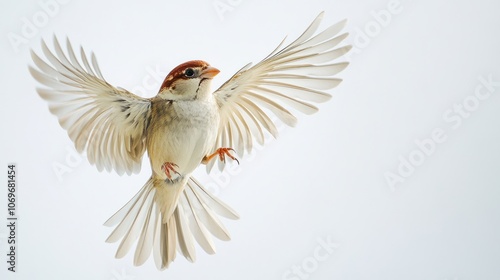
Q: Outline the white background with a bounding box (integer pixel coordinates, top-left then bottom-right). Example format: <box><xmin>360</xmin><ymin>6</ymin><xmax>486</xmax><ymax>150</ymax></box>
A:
<box><xmin>1</xmin><ymin>0</ymin><xmax>500</xmax><ymax>279</ymax></box>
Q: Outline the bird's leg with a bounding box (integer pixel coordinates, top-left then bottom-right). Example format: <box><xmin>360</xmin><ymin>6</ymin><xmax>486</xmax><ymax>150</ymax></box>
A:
<box><xmin>202</xmin><ymin>148</ymin><xmax>240</xmax><ymax>165</ymax></box>
<box><xmin>161</xmin><ymin>162</ymin><xmax>180</xmax><ymax>180</ymax></box>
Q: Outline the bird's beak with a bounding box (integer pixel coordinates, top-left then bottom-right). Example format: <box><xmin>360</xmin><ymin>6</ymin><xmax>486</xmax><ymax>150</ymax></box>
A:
<box><xmin>200</xmin><ymin>66</ymin><xmax>220</xmax><ymax>79</ymax></box>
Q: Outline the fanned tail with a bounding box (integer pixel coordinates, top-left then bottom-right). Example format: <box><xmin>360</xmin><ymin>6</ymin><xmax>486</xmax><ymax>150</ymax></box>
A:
<box><xmin>104</xmin><ymin>176</ymin><xmax>239</xmax><ymax>270</ymax></box>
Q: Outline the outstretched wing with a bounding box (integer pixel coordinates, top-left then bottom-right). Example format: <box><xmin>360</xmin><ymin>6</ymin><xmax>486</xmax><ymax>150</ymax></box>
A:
<box><xmin>30</xmin><ymin>37</ymin><xmax>151</xmax><ymax>175</ymax></box>
<box><xmin>210</xmin><ymin>12</ymin><xmax>351</xmax><ymax>171</ymax></box>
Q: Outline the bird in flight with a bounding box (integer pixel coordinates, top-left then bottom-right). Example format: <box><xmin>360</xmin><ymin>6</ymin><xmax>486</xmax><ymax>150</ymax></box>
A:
<box><xmin>30</xmin><ymin>12</ymin><xmax>350</xmax><ymax>270</ymax></box>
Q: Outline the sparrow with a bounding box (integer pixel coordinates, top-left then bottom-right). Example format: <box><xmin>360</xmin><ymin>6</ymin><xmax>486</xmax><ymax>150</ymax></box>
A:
<box><xmin>30</xmin><ymin>12</ymin><xmax>351</xmax><ymax>270</ymax></box>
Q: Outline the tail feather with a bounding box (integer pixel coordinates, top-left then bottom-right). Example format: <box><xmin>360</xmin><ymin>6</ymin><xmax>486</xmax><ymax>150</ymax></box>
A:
<box><xmin>116</xmin><ymin>186</ymin><xmax>156</xmax><ymax>259</ymax></box>
<box><xmin>104</xmin><ymin>181</ymin><xmax>150</xmax><ymax>232</ymax></box>
<box><xmin>158</xmin><ymin>216</ymin><xmax>177</xmax><ymax>269</ymax></box>
<box><xmin>187</xmin><ymin>177</ymin><xmax>240</xmax><ymax>219</ymax></box>
<box><xmin>179</xmin><ymin>193</ymin><xmax>217</xmax><ymax>255</ymax></box>
<box><xmin>173</xmin><ymin>207</ymin><xmax>196</xmax><ymax>262</ymax></box>
<box><xmin>183</xmin><ymin>185</ymin><xmax>231</xmax><ymax>241</ymax></box>
<box><xmin>104</xmin><ymin>176</ymin><xmax>239</xmax><ymax>270</ymax></box>
<box><xmin>133</xmin><ymin>195</ymin><xmax>157</xmax><ymax>266</ymax></box>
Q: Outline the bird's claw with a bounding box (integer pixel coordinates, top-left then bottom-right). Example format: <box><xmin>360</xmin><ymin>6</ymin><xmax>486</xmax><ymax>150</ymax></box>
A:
<box><xmin>218</xmin><ymin>148</ymin><xmax>240</xmax><ymax>164</ymax></box>
<box><xmin>161</xmin><ymin>162</ymin><xmax>180</xmax><ymax>180</ymax></box>
<box><xmin>203</xmin><ymin>148</ymin><xmax>240</xmax><ymax>165</ymax></box>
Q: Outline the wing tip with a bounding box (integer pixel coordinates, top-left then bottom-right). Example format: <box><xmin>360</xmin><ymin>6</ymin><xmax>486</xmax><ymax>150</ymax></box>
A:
<box><xmin>338</xmin><ymin>18</ymin><xmax>348</xmax><ymax>27</ymax></box>
<box><xmin>316</xmin><ymin>11</ymin><xmax>325</xmax><ymax>21</ymax></box>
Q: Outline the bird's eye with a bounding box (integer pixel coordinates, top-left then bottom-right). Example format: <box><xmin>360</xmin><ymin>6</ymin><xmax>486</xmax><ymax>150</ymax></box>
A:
<box><xmin>184</xmin><ymin>68</ymin><xmax>195</xmax><ymax>77</ymax></box>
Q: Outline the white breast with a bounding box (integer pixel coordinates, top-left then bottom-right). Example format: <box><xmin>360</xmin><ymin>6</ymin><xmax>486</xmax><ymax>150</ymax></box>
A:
<box><xmin>147</xmin><ymin>97</ymin><xmax>219</xmax><ymax>179</ymax></box>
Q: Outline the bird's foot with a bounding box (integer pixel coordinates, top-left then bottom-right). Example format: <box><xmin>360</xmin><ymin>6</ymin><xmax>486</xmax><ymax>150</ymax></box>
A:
<box><xmin>161</xmin><ymin>162</ymin><xmax>180</xmax><ymax>180</ymax></box>
<box><xmin>202</xmin><ymin>148</ymin><xmax>240</xmax><ymax>165</ymax></box>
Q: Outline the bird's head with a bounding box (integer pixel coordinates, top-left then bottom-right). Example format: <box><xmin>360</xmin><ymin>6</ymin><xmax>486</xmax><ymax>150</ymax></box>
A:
<box><xmin>157</xmin><ymin>60</ymin><xmax>220</xmax><ymax>100</ymax></box>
